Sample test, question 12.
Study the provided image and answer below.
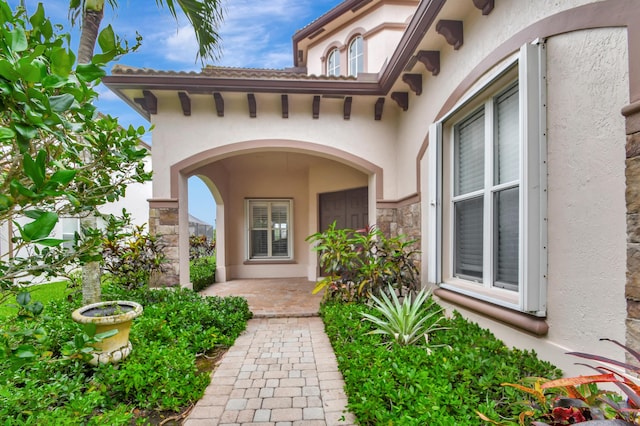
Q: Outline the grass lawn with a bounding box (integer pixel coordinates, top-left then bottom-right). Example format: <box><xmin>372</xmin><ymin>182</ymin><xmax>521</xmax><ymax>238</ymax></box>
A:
<box><xmin>0</xmin><ymin>280</ymin><xmax>70</xmax><ymax>318</ymax></box>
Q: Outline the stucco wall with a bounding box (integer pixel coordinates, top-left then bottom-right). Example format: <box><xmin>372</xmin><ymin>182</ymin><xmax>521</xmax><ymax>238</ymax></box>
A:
<box><xmin>412</xmin><ymin>8</ymin><xmax>627</xmax><ymax>373</ymax></box>
<box><xmin>150</xmin><ymin>92</ymin><xmax>398</xmax><ymax>201</ymax></box>
<box><xmin>306</xmin><ymin>3</ymin><xmax>416</xmax><ymax>76</ymax></box>
<box><xmin>544</xmin><ymin>27</ymin><xmax>628</xmax><ymax>361</ymax></box>
<box><xmin>393</xmin><ymin>0</ymin><xmax>608</xmax><ymax>199</ymax></box>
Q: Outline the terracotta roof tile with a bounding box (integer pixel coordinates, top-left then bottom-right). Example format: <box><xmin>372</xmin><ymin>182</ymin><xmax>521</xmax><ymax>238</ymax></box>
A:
<box><xmin>110</xmin><ymin>64</ymin><xmax>356</xmax><ymax>81</ymax></box>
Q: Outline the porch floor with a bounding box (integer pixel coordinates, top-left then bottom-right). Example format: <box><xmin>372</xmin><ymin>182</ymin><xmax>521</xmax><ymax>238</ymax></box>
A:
<box><xmin>199</xmin><ymin>277</ymin><xmax>323</xmax><ymax>317</ymax></box>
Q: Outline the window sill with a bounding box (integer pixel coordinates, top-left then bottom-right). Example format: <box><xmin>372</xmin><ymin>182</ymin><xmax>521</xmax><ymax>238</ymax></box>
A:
<box><xmin>243</xmin><ymin>259</ymin><xmax>297</xmax><ymax>265</ymax></box>
<box><xmin>433</xmin><ymin>287</ymin><xmax>549</xmax><ymax>336</ymax></box>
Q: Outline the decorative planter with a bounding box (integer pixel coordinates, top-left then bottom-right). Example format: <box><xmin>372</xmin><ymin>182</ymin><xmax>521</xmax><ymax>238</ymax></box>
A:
<box><xmin>71</xmin><ymin>300</ymin><xmax>143</xmax><ymax>365</ymax></box>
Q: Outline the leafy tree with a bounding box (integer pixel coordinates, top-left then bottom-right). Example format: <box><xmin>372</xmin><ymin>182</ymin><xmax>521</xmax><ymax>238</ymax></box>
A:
<box><xmin>0</xmin><ymin>2</ymin><xmax>150</xmax><ymax>304</ymax></box>
<box><xmin>68</xmin><ymin>0</ymin><xmax>224</xmax><ymax>302</ymax></box>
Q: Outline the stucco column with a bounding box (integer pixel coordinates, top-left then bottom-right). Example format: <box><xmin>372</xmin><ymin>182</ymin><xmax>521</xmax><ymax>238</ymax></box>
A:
<box><xmin>624</xmin><ymin>100</ymin><xmax>640</xmax><ymax>361</ymax></box>
<box><xmin>148</xmin><ymin>199</ymin><xmax>181</xmax><ymax>286</ymax></box>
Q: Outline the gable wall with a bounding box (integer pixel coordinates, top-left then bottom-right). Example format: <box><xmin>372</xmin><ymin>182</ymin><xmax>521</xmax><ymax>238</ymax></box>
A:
<box><xmin>305</xmin><ymin>2</ymin><xmax>417</xmax><ymax>76</ymax></box>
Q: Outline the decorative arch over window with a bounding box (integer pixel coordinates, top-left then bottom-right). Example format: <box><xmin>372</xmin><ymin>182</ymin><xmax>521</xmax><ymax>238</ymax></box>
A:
<box><xmin>326</xmin><ymin>48</ymin><xmax>340</xmax><ymax>76</ymax></box>
<box><xmin>348</xmin><ymin>35</ymin><xmax>363</xmax><ymax>77</ymax></box>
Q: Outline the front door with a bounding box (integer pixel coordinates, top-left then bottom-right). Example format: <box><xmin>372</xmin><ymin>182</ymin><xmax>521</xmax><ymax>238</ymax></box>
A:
<box><xmin>319</xmin><ymin>187</ymin><xmax>368</xmax><ymax>232</ymax></box>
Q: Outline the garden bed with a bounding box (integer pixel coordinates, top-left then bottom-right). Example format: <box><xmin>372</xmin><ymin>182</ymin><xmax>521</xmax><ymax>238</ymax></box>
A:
<box><xmin>321</xmin><ymin>301</ymin><xmax>561</xmax><ymax>425</ymax></box>
<box><xmin>0</xmin><ymin>285</ymin><xmax>252</xmax><ymax>424</ymax></box>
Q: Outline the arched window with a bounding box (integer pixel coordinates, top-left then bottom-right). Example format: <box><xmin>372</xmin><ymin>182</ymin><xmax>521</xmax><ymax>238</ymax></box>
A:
<box><xmin>348</xmin><ymin>36</ymin><xmax>363</xmax><ymax>77</ymax></box>
<box><xmin>326</xmin><ymin>48</ymin><xmax>340</xmax><ymax>76</ymax></box>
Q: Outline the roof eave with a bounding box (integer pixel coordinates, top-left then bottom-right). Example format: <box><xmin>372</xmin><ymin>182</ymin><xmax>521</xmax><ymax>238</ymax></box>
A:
<box><xmin>102</xmin><ymin>75</ymin><xmax>383</xmax><ymax>95</ymax></box>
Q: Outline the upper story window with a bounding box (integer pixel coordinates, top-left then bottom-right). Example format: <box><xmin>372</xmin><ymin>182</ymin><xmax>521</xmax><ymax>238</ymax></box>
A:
<box><xmin>348</xmin><ymin>36</ymin><xmax>363</xmax><ymax>77</ymax></box>
<box><xmin>428</xmin><ymin>42</ymin><xmax>547</xmax><ymax>316</ymax></box>
<box><xmin>327</xmin><ymin>48</ymin><xmax>340</xmax><ymax>76</ymax></box>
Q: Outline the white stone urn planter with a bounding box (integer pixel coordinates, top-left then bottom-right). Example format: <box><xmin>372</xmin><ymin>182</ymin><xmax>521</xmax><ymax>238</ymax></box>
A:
<box><xmin>71</xmin><ymin>300</ymin><xmax>143</xmax><ymax>365</ymax></box>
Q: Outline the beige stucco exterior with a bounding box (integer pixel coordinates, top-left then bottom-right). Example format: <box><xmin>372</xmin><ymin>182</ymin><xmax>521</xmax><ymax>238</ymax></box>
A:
<box><xmin>105</xmin><ymin>0</ymin><xmax>639</xmax><ymax>377</ymax></box>
<box><xmin>305</xmin><ymin>2</ymin><xmax>417</xmax><ymax>76</ymax></box>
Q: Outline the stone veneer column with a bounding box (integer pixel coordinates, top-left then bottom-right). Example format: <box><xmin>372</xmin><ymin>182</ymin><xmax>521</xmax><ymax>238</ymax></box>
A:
<box><xmin>625</xmin><ymin>101</ymin><xmax>640</xmax><ymax>362</ymax></box>
<box><xmin>376</xmin><ymin>199</ymin><xmax>422</xmax><ymax>268</ymax></box>
<box><xmin>148</xmin><ymin>199</ymin><xmax>181</xmax><ymax>287</ymax></box>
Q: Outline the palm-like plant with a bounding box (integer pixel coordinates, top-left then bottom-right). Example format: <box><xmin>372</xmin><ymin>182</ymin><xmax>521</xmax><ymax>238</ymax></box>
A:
<box><xmin>69</xmin><ymin>0</ymin><xmax>224</xmax><ymax>64</ymax></box>
<box><xmin>361</xmin><ymin>285</ymin><xmax>447</xmax><ymax>349</ymax></box>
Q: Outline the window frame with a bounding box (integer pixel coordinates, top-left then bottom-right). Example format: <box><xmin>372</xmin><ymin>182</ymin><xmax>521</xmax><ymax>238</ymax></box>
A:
<box><xmin>450</xmin><ymin>82</ymin><xmax>520</xmax><ymax>289</ymax></box>
<box><xmin>428</xmin><ymin>41</ymin><xmax>547</xmax><ymax>316</ymax></box>
<box><xmin>245</xmin><ymin>199</ymin><xmax>293</xmax><ymax>261</ymax></box>
<box><xmin>348</xmin><ymin>35</ymin><xmax>363</xmax><ymax>77</ymax></box>
<box><xmin>326</xmin><ymin>48</ymin><xmax>340</xmax><ymax>76</ymax></box>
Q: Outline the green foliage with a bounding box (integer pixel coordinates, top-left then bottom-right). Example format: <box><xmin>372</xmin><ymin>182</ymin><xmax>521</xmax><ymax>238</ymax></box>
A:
<box><xmin>320</xmin><ymin>301</ymin><xmax>561</xmax><ymax>425</ymax></box>
<box><xmin>0</xmin><ymin>1</ymin><xmax>150</xmax><ymax>296</ymax></box>
<box><xmin>190</xmin><ymin>255</ymin><xmax>216</xmax><ymax>292</ymax></box>
<box><xmin>0</xmin><ymin>285</ymin><xmax>252</xmax><ymax>422</ymax></box>
<box><xmin>480</xmin><ymin>339</ymin><xmax>640</xmax><ymax>425</ymax></box>
<box><xmin>190</xmin><ymin>234</ymin><xmax>216</xmax><ymax>260</ymax></box>
<box><xmin>306</xmin><ymin>222</ymin><xmax>420</xmax><ymax>301</ymax></box>
<box><xmin>361</xmin><ymin>286</ymin><xmax>447</xmax><ymax>349</ymax></box>
<box><xmin>101</xmin><ymin>211</ymin><xmax>167</xmax><ymax>290</ymax></box>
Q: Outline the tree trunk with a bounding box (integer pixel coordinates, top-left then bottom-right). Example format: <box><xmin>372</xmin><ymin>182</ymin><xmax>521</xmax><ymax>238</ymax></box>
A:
<box><xmin>79</xmin><ymin>3</ymin><xmax>104</xmax><ymax>304</ymax></box>
<box><xmin>77</xmin><ymin>7</ymin><xmax>103</xmax><ymax>65</ymax></box>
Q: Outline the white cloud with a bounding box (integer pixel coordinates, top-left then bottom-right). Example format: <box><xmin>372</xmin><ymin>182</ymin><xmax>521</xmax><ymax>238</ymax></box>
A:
<box><xmin>163</xmin><ymin>24</ymin><xmax>200</xmax><ymax>64</ymax></box>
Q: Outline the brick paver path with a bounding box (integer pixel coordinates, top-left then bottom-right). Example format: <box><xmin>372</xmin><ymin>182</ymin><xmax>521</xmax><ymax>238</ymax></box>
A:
<box><xmin>183</xmin><ymin>317</ymin><xmax>356</xmax><ymax>425</ymax></box>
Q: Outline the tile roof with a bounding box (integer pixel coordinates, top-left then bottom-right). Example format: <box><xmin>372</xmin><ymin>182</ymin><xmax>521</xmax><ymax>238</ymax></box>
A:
<box><xmin>110</xmin><ymin>64</ymin><xmax>357</xmax><ymax>81</ymax></box>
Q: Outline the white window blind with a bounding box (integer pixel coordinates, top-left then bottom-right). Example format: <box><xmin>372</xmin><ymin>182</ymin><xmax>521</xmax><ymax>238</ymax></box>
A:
<box><xmin>247</xmin><ymin>200</ymin><xmax>292</xmax><ymax>259</ymax></box>
<box><xmin>455</xmin><ymin>110</ymin><xmax>485</xmax><ymax>196</ymax></box>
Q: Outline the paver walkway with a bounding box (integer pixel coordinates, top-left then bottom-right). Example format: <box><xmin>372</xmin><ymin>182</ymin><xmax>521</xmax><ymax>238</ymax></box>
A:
<box><xmin>184</xmin><ymin>279</ymin><xmax>356</xmax><ymax>425</ymax></box>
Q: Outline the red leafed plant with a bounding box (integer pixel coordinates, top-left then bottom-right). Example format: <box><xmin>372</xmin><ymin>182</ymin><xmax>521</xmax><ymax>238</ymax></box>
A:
<box><xmin>478</xmin><ymin>338</ymin><xmax>640</xmax><ymax>425</ymax></box>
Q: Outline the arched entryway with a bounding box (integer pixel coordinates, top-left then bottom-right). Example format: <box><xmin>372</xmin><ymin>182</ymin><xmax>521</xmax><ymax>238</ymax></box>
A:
<box><xmin>151</xmin><ymin>140</ymin><xmax>383</xmax><ymax>288</ymax></box>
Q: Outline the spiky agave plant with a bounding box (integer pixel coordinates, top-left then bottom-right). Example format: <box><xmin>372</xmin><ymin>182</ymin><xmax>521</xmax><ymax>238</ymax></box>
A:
<box><xmin>360</xmin><ymin>285</ymin><xmax>447</xmax><ymax>350</ymax></box>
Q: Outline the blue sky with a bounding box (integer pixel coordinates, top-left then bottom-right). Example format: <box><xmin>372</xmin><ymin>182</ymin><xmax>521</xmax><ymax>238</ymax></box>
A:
<box><xmin>14</xmin><ymin>0</ymin><xmax>343</xmax><ymax>227</ymax></box>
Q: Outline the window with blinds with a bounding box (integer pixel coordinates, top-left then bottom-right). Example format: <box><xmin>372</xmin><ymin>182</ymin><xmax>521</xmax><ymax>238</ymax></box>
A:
<box><xmin>247</xmin><ymin>200</ymin><xmax>292</xmax><ymax>259</ymax></box>
<box><xmin>429</xmin><ymin>41</ymin><xmax>547</xmax><ymax>316</ymax></box>
<box><xmin>453</xmin><ymin>83</ymin><xmax>520</xmax><ymax>290</ymax></box>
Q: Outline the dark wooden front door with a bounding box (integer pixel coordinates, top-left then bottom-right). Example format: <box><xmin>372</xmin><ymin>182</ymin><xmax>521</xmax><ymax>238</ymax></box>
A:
<box><xmin>319</xmin><ymin>187</ymin><xmax>368</xmax><ymax>232</ymax></box>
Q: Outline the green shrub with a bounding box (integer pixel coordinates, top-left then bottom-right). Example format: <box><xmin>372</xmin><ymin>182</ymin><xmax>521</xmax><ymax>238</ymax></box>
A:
<box><xmin>0</xmin><ymin>285</ymin><xmax>252</xmax><ymax>423</ymax></box>
<box><xmin>190</xmin><ymin>255</ymin><xmax>216</xmax><ymax>292</ymax></box>
<box><xmin>190</xmin><ymin>235</ymin><xmax>216</xmax><ymax>260</ymax></box>
<box><xmin>321</xmin><ymin>301</ymin><xmax>561</xmax><ymax>425</ymax></box>
<box><xmin>307</xmin><ymin>222</ymin><xmax>420</xmax><ymax>302</ymax></box>
<box><xmin>102</xmin><ymin>213</ymin><xmax>167</xmax><ymax>290</ymax></box>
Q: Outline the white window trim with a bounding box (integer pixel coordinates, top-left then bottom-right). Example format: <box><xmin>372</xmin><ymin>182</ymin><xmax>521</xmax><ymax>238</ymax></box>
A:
<box><xmin>245</xmin><ymin>199</ymin><xmax>293</xmax><ymax>261</ymax></box>
<box><xmin>428</xmin><ymin>41</ymin><xmax>547</xmax><ymax>316</ymax></box>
